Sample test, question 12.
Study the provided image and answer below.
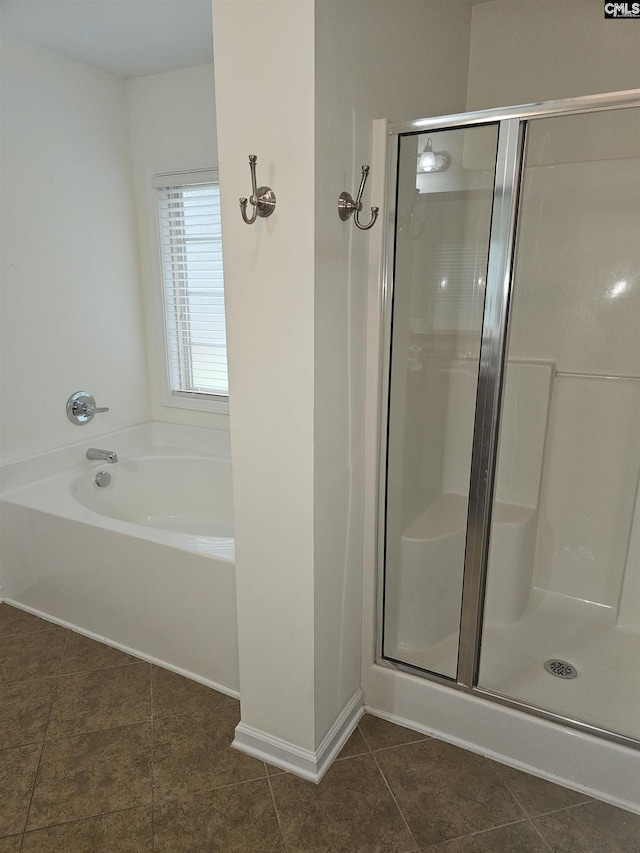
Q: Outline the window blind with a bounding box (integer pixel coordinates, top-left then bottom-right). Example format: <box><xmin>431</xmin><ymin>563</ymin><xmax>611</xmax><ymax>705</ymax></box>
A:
<box><xmin>429</xmin><ymin>243</ymin><xmax>487</xmax><ymax>333</ymax></box>
<box><xmin>155</xmin><ymin>172</ymin><xmax>228</xmax><ymax>399</ymax></box>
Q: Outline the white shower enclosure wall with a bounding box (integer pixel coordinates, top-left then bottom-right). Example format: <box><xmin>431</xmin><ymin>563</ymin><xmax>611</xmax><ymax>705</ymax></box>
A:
<box><xmin>376</xmin><ymin>89</ymin><xmax>640</xmax><ymax>768</ymax></box>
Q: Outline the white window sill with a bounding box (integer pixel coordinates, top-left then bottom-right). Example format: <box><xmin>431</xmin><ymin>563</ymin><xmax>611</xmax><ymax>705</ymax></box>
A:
<box><xmin>162</xmin><ymin>392</ymin><xmax>230</xmax><ymax>416</ymax></box>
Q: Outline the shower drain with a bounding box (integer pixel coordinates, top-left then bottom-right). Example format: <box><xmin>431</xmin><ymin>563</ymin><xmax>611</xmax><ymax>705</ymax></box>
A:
<box><xmin>544</xmin><ymin>659</ymin><xmax>578</xmax><ymax>679</ymax></box>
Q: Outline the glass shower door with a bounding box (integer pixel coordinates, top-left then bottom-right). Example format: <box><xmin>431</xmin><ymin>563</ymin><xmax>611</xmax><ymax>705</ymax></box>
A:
<box><xmin>478</xmin><ymin>107</ymin><xmax>640</xmax><ymax>740</ymax></box>
<box><xmin>382</xmin><ymin>124</ymin><xmax>499</xmax><ymax>679</ymax></box>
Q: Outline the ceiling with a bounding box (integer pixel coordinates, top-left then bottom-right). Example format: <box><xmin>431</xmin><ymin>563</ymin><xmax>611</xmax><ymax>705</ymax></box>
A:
<box><xmin>0</xmin><ymin>0</ymin><xmax>214</xmax><ymax>79</ymax></box>
<box><xmin>0</xmin><ymin>0</ymin><xmax>497</xmax><ymax>81</ymax></box>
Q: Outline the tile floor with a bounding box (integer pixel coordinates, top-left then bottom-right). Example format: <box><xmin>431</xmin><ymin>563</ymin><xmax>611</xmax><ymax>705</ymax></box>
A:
<box><xmin>1</xmin><ymin>602</ymin><xmax>639</xmax><ymax>852</ymax></box>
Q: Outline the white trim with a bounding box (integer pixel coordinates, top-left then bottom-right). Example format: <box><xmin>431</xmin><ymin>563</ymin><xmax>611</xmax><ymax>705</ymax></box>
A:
<box><xmin>232</xmin><ymin>689</ymin><xmax>365</xmax><ymax>783</ymax></box>
<box><xmin>162</xmin><ymin>391</ymin><xmax>229</xmax><ymax>416</ymax></box>
<box><xmin>152</xmin><ymin>168</ymin><xmax>217</xmax><ymax>189</ymax></box>
<box><xmin>1</xmin><ymin>599</ymin><xmax>239</xmax><ymax>699</ymax></box>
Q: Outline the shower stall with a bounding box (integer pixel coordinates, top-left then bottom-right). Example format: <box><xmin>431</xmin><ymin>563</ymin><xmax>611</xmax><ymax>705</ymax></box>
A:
<box><xmin>377</xmin><ymin>90</ymin><xmax>640</xmax><ymax>750</ymax></box>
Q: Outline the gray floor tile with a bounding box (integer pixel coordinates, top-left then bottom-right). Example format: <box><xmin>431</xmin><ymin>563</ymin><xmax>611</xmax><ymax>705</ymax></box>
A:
<box><xmin>27</xmin><ymin>722</ymin><xmax>152</xmax><ymax>830</ymax></box>
<box><xmin>152</xmin><ymin>707</ymin><xmax>266</xmax><ymax>801</ymax></box>
<box><xmin>0</xmin><ymin>742</ymin><xmax>42</xmax><ymax>836</ymax></box>
<box><xmin>21</xmin><ymin>806</ymin><xmax>153</xmax><ymax>852</ymax></box>
<box><xmin>359</xmin><ymin>714</ymin><xmax>430</xmax><ymax>751</ymax></box>
<box><xmin>47</xmin><ymin>662</ymin><xmax>152</xmax><ymax>739</ymax></box>
<box><xmin>0</xmin><ymin>629</ymin><xmax>67</xmax><ymax>684</ymax></box>
<box><xmin>422</xmin><ymin>820</ymin><xmax>550</xmax><ymax>851</ymax></box>
<box><xmin>534</xmin><ymin>799</ymin><xmax>640</xmax><ymax>852</ymax></box>
<box><xmin>59</xmin><ymin>632</ymin><xmax>142</xmax><ymax>674</ymax></box>
<box><xmin>376</xmin><ymin>739</ymin><xmax>525</xmax><ymax>848</ymax></box>
<box><xmin>151</xmin><ymin>666</ymin><xmax>238</xmax><ymax>719</ymax></box>
<box><xmin>493</xmin><ymin>762</ymin><xmax>591</xmax><ymax>817</ymax></box>
<box><xmin>1</xmin><ymin>610</ymin><xmax>633</xmax><ymax>853</ymax></box>
<box><xmin>270</xmin><ymin>753</ymin><xmax>417</xmax><ymax>853</ymax></box>
<box><xmin>153</xmin><ymin>780</ymin><xmax>286</xmax><ymax>852</ymax></box>
<box><xmin>0</xmin><ymin>604</ymin><xmax>56</xmax><ymax>638</ymax></box>
<box><xmin>335</xmin><ymin>726</ymin><xmax>369</xmax><ymax>759</ymax></box>
<box><xmin>0</xmin><ymin>677</ymin><xmax>56</xmax><ymax>748</ymax></box>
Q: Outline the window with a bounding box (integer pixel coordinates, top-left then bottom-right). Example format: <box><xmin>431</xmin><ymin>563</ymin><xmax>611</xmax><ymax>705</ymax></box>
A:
<box><xmin>154</xmin><ymin>169</ymin><xmax>228</xmax><ymax>409</ymax></box>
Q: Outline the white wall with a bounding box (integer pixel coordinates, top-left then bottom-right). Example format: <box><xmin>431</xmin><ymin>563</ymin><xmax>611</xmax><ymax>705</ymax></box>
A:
<box><xmin>213</xmin><ymin>0</ymin><xmax>472</xmax><ymax>760</ymax></box>
<box><xmin>467</xmin><ymin>0</ymin><xmax>640</xmax><ymax>109</ymax></box>
<box><xmin>213</xmin><ymin>0</ymin><xmax>318</xmax><ymax>752</ymax></box>
<box><xmin>313</xmin><ymin>0</ymin><xmax>473</xmax><ymax>743</ymax></box>
<box><xmin>126</xmin><ymin>64</ymin><xmax>227</xmax><ymax>431</ymax></box>
<box><xmin>0</xmin><ymin>34</ymin><xmax>150</xmax><ymax>464</ymax></box>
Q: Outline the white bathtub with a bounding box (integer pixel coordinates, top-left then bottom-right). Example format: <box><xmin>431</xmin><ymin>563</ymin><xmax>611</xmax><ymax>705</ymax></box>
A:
<box><xmin>0</xmin><ymin>422</ymin><xmax>239</xmax><ymax>694</ymax></box>
<box><xmin>71</xmin><ymin>455</ymin><xmax>234</xmax><ymax>538</ymax></box>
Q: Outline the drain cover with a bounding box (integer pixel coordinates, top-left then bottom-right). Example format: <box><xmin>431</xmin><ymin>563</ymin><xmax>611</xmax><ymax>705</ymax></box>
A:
<box><xmin>544</xmin><ymin>659</ymin><xmax>578</xmax><ymax>679</ymax></box>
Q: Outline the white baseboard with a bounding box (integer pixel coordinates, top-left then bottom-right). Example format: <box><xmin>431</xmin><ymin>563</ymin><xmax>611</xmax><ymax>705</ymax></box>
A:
<box><xmin>233</xmin><ymin>688</ymin><xmax>364</xmax><ymax>783</ymax></box>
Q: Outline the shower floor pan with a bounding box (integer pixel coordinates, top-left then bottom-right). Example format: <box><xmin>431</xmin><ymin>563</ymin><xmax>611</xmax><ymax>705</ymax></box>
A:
<box><xmin>393</xmin><ymin>588</ymin><xmax>639</xmax><ymax>742</ymax></box>
<box><xmin>477</xmin><ymin>588</ymin><xmax>640</xmax><ymax>742</ymax></box>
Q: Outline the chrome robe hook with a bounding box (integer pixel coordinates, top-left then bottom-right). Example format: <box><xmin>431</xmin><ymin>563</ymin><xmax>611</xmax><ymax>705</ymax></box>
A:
<box><xmin>239</xmin><ymin>155</ymin><xmax>276</xmax><ymax>224</ymax></box>
<box><xmin>338</xmin><ymin>165</ymin><xmax>379</xmax><ymax>231</ymax></box>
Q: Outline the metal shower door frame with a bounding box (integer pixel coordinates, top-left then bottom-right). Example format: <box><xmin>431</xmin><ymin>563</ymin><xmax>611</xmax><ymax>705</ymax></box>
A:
<box><xmin>376</xmin><ymin>89</ymin><xmax>640</xmax><ymax>750</ymax></box>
